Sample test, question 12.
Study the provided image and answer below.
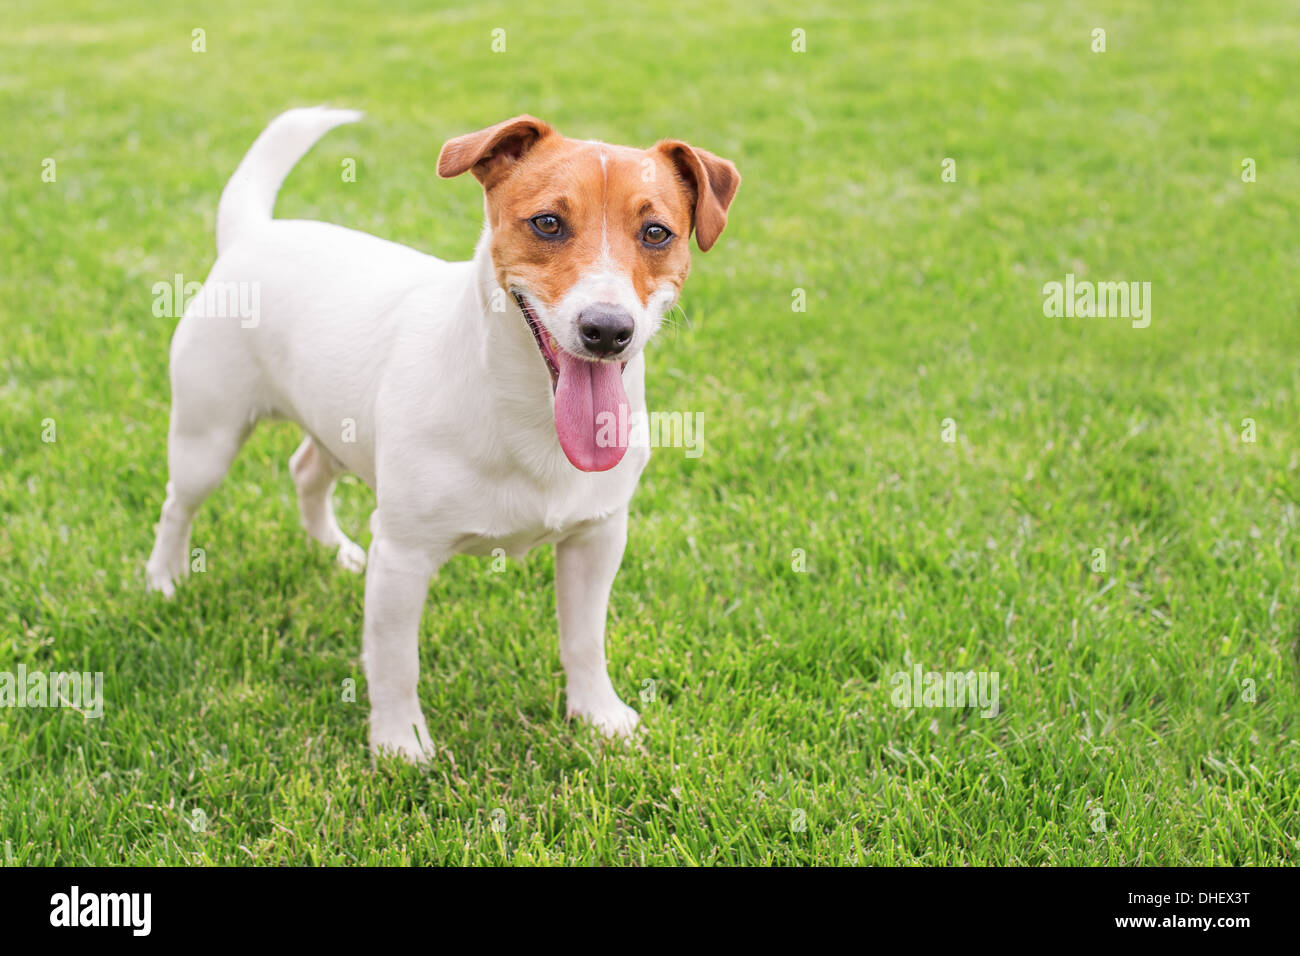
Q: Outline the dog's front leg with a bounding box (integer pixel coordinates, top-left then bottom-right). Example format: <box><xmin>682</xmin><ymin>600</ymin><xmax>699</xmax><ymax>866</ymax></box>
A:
<box><xmin>555</xmin><ymin>508</ymin><xmax>640</xmax><ymax>737</ymax></box>
<box><xmin>362</xmin><ymin>531</ymin><xmax>443</xmax><ymax>763</ymax></box>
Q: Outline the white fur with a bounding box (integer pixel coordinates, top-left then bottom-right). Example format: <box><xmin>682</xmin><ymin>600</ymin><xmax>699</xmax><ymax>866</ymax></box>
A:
<box><xmin>146</xmin><ymin>108</ymin><xmax>652</xmax><ymax>762</ymax></box>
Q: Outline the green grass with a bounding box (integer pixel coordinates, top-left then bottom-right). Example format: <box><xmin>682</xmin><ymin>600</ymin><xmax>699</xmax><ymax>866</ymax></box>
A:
<box><xmin>2</xmin><ymin>0</ymin><xmax>1299</xmax><ymax>865</ymax></box>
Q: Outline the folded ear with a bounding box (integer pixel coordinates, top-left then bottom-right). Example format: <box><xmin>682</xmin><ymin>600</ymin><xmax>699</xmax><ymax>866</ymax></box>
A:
<box><xmin>437</xmin><ymin>115</ymin><xmax>554</xmax><ymax>187</ymax></box>
<box><xmin>655</xmin><ymin>141</ymin><xmax>740</xmax><ymax>251</ymax></box>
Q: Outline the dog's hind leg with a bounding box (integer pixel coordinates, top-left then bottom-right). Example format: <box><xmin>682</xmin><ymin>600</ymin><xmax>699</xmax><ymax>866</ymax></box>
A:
<box><xmin>289</xmin><ymin>435</ymin><xmax>366</xmax><ymax>573</ymax></box>
<box><xmin>146</xmin><ymin>415</ymin><xmax>250</xmax><ymax>598</ymax></box>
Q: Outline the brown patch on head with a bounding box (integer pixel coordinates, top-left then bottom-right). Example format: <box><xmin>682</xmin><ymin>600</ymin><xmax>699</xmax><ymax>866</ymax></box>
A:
<box><xmin>438</xmin><ymin>118</ymin><xmax>740</xmax><ymax>312</ymax></box>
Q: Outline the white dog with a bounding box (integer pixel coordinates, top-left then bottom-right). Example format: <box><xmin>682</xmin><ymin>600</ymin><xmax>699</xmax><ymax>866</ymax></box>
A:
<box><xmin>146</xmin><ymin>108</ymin><xmax>739</xmax><ymax>762</ymax></box>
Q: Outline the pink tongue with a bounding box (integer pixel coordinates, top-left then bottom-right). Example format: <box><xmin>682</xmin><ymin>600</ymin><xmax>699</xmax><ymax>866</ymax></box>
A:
<box><xmin>553</xmin><ymin>351</ymin><xmax>628</xmax><ymax>472</ymax></box>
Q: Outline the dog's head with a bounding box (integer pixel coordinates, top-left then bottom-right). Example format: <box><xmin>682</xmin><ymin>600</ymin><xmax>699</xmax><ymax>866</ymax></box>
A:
<box><xmin>438</xmin><ymin>116</ymin><xmax>739</xmax><ymax>472</ymax></box>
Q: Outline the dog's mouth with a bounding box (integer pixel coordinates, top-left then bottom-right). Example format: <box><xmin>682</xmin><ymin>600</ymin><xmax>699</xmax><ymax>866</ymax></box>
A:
<box><xmin>513</xmin><ymin>291</ymin><xmax>630</xmax><ymax>473</ymax></box>
<box><xmin>515</xmin><ymin>293</ymin><xmax>561</xmax><ymax>391</ymax></box>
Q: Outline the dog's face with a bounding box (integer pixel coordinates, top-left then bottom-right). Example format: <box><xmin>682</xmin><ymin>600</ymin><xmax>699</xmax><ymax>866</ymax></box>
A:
<box><xmin>438</xmin><ymin>117</ymin><xmax>739</xmax><ymax>472</ymax></box>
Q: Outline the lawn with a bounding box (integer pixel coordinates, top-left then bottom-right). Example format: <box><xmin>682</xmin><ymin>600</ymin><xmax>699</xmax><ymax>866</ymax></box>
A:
<box><xmin>1</xmin><ymin>0</ymin><xmax>1298</xmax><ymax>865</ymax></box>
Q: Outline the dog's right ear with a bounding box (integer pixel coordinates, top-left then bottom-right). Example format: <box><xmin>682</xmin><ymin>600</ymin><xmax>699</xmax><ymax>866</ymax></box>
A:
<box><xmin>437</xmin><ymin>116</ymin><xmax>554</xmax><ymax>188</ymax></box>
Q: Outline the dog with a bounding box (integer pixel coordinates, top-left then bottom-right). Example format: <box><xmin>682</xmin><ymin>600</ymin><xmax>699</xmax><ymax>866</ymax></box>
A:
<box><xmin>145</xmin><ymin>108</ymin><xmax>739</xmax><ymax>762</ymax></box>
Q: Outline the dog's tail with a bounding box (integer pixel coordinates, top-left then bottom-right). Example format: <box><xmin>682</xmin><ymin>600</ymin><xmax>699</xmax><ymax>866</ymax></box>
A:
<box><xmin>216</xmin><ymin>106</ymin><xmax>363</xmax><ymax>255</ymax></box>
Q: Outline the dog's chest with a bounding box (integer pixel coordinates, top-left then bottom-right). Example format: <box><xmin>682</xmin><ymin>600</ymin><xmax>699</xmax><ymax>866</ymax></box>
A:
<box><xmin>451</xmin><ymin>448</ymin><xmax>648</xmax><ymax>558</ymax></box>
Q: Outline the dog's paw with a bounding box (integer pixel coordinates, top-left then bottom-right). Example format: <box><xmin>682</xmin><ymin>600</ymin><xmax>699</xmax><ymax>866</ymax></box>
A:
<box><xmin>369</xmin><ymin>708</ymin><xmax>436</xmax><ymax>765</ymax></box>
<box><xmin>336</xmin><ymin>540</ymin><xmax>367</xmax><ymax>573</ymax></box>
<box><xmin>145</xmin><ymin>562</ymin><xmax>180</xmax><ymax>599</ymax></box>
<box><xmin>568</xmin><ymin>696</ymin><xmax>641</xmax><ymax>738</ymax></box>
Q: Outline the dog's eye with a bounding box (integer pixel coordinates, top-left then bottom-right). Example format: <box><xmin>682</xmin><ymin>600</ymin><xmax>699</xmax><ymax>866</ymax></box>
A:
<box><xmin>642</xmin><ymin>224</ymin><xmax>673</xmax><ymax>246</ymax></box>
<box><xmin>530</xmin><ymin>215</ymin><xmax>564</xmax><ymax>238</ymax></box>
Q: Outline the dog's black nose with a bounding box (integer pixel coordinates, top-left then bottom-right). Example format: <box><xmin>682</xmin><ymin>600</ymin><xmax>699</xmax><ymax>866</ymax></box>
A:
<box><xmin>578</xmin><ymin>305</ymin><xmax>634</xmax><ymax>357</ymax></box>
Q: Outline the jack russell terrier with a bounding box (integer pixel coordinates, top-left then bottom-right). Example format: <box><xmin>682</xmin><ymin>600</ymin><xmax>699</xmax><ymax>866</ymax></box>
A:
<box><xmin>145</xmin><ymin>108</ymin><xmax>739</xmax><ymax>762</ymax></box>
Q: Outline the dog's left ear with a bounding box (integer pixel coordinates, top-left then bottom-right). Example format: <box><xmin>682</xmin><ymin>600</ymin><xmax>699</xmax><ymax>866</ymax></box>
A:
<box><xmin>437</xmin><ymin>116</ymin><xmax>554</xmax><ymax>188</ymax></box>
<box><xmin>655</xmin><ymin>141</ymin><xmax>740</xmax><ymax>251</ymax></box>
